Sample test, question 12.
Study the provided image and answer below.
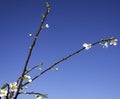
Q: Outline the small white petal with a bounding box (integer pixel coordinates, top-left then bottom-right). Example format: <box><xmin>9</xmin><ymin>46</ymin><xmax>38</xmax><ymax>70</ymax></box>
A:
<box><xmin>28</xmin><ymin>79</ymin><xmax>32</xmax><ymax>82</ymax></box>
<box><xmin>55</xmin><ymin>68</ymin><xmax>59</xmax><ymax>71</ymax></box>
<box><xmin>45</xmin><ymin>24</ymin><xmax>49</xmax><ymax>28</ymax></box>
<box><xmin>0</xmin><ymin>89</ymin><xmax>7</xmax><ymax>97</ymax></box>
<box><xmin>24</xmin><ymin>75</ymin><xmax>31</xmax><ymax>79</ymax></box>
<box><xmin>83</xmin><ymin>43</ymin><xmax>92</xmax><ymax>50</ymax></box>
<box><xmin>38</xmin><ymin>68</ymin><xmax>42</xmax><ymax>70</ymax></box>
<box><xmin>103</xmin><ymin>42</ymin><xmax>108</xmax><ymax>48</ymax></box>
<box><xmin>29</xmin><ymin>34</ymin><xmax>32</xmax><ymax>36</ymax></box>
<box><xmin>110</xmin><ymin>39</ymin><xmax>118</xmax><ymax>46</ymax></box>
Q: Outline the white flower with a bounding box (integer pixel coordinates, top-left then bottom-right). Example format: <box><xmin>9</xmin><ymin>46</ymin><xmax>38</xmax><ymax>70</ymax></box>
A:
<box><xmin>110</xmin><ymin>39</ymin><xmax>118</xmax><ymax>46</ymax></box>
<box><xmin>24</xmin><ymin>75</ymin><xmax>32</xmax><ymax>83</ymax></box>
<box><xmin>29</xmin><ymin>33</ymin><xmax>32</xmax><ymax>37</ymax></box>
<box><xmin>9</xmin><ymin>82</ymin><xmax>17</xmax><ymax>92</ymax></box>
<box><xmin>24</xmin><ymin>75</ymin><xmax>31</xmax><ymax>79</ymax></box>
<box><xmin>54</xmin><ymin>68</ymin><xmax>59</xmax><ymax>71</ymax></box>
<box><xmin>103</xmin><ymin>42</ymin><xmax>109</xmax><ymax>48</ymax></box>
<box><xmin>83</xmin><ymin>43</ymin><xmax>92</xmax><ymax>50</ymax></box>
<box><xmin>28</xmin><ymin>79</ymin><xmax>32</xmax><ymax>83</ymax></box>
<box><xmin>0</xmin><ymin>89</ymin><xmax>7</xmax><ymax>97</ymax></box>
<box><xmin>36</xmin><ymin>95</ymin><xmax>42</xmax><ymax>99</ymax></box>
<box><xmin>45</xmin><ymin>24</ymin><xmax>49</xmax><ymax>28</ymax></box>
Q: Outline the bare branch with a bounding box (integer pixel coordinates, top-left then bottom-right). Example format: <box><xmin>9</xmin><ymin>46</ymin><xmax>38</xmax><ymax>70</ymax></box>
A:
<box><xmin>25</xmin><ymin>63</ymin><xmax>43</xmax><ymax>75</ymax></box>
<box><xmin>19</xmin><ymin>91</ymin><xmax>47</xmax><ymax>98</ymax></box>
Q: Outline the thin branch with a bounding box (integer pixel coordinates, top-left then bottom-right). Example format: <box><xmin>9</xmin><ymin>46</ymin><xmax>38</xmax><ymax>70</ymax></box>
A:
<box><xmin>19</xmin><ymin>91</ymin><xmax>47</xmax><ymax>97</ymax></box>
<box><xmin>23</xmin><ymin>37</ymin><xmax>114</xmax><ymax>86</ymax></box>
<box><xmin>25</xmin><ymin>65</ymin><xmax>40</xmax><ymax>74</ymax></box>
<box><xmin>14</xmin><ymin>4</ymin><xmax>50</xmax><ymax>99</ymax></box>
<box><xmin>25</xmin><ymin>63</ymin><xmax>43</xmax><ymax>75</ymax></box>
<box><xmin>16</xmin><ymin>65</ymin><xmax>42</xmax><ymax>85</ymax></box>
<box><xmin>6</xmin><ymin>84</ymin><xmax>10</xmax><ymax>99</ymax></box>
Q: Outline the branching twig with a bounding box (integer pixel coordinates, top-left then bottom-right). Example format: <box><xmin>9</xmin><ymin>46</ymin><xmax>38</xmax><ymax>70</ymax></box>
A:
<box><xmin>23</xmin><ymin>38</ymin><xmax>114</xmax><ymax>86</ymax></box>
<box><xmin>25</xmin><ymin>65</ymin><xmax>40</xmax><ymax>74</ymax></box>
<box><xmin>14</xmin><ymin>3</ymin><xmax>50</xmax><ymax>99</ymax></box>
<box><xmin>0</xmin><ymin>1</ymin><xmax>117</xmax><ymax>99</ymax></box>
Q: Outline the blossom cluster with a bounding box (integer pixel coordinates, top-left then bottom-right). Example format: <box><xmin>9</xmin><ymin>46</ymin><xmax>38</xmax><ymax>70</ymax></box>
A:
<box><xmin>23</xmin><ymin>75</ymin><xmax>32</xmax><ymax>83</ymax></box>
<box><xmin>0</xmin><ymin>75</ymin><xmax>41</xmax><ymax>98</ymax></box>
<box><xmin>100</xmin><ymin>39</ymin><xmax>118</xmax><ymax>48</ymax></box>
<box><xmin>83</xmin><ymin>38</ymin><xmax>118</xmax><ymax>50</ymax></box>
<box><xmin>0</xmin><ymin>82</ymin><xmax>17</xmax><ymax>97</ymax></box>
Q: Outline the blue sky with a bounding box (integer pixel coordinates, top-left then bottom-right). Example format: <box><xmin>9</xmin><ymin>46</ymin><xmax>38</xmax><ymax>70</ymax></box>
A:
<box><xmin>0</xmin><ymin>0</ymin><xmax>120</xmax><ymax>99</ymax></box>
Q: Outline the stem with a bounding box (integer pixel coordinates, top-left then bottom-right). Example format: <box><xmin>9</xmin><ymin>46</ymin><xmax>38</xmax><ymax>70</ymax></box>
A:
<box><xmin>6</xmin><ymin>84</ymin><xmax>10</xmax><ymax>99</ymax></box>
<box><xmin>25</xmin><ymin>64</ymin><xmax>40</xmax><ymax>74</ymax></box>
<box><xmin>19</xmin><ymin>92</ymin><xmax>44</xmax><ymax>96</ymax></box>
<box><xmin>14</xmin><ymin>6</ymin><xmax>50</xmax><ymax>99</ymax></box>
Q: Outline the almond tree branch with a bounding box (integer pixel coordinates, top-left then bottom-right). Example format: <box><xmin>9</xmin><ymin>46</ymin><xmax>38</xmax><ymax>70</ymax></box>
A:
<box><xmin>23</xmin><ymin>37</ymin><xmax>114</xmax><ymax>86</ymax></box>
<box><xmin>14</xmin><ymin>4</ymin><xmax>50</xmax><ymax>99</ymax></box>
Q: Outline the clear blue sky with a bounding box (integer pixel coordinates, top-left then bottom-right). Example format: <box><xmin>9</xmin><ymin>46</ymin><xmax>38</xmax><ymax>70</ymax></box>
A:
<box><xmin>0</xmin><ymin>0</ymin><xmax>120</xmax><ymax>99</ymax></box>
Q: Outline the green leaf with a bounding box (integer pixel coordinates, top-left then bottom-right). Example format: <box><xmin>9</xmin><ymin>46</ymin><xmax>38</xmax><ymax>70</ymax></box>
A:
<box><xmin>42</xmin><ymin>94</ymin><xmax>48</xmax><ymax>98</ymax></box>
<box><xmin>1</xmin><ymin>83</ymin><xmax>8</xmax><ymax>89</ymax></box>
<box><xmin>110</xmin><ymin>36</ymin><xmax>114</xmax><ymax>40</ymax></box>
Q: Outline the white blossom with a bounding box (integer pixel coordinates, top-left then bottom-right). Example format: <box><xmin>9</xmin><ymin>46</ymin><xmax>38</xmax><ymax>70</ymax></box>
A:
<box><xmin>0</xmin><ymin>89</ymin><xmax>7</xmax><ymax>97</ymax></box>
<box><xmin>54</xmin><ymin>68</ymin><xmax>59</xmax><ymax>71</ymax></box>
<box><xmin>24</xmin><ymin>75</ymin><xmax>31</xmax><ymax>79</ymax></box>
<box><xmin>28</xmin><ymin>79</ymin><xmax>32</xmax><ymax>83</ymax></box>
<box><xmin>9</xmin><ymin>82</ymin><xmax>17</xmax><ymax>92</ymax></box>
<box><xmin>83</xmin><ymin>43</ymin><xmax>92</xmax><ymax>50</ymax></box>
<box><xmin>103</xmin><ymin>42</ymin><xmax>109</xmax><ymax>48</ymax></box>
<box><xmin>110</xmin><ymin>39</ymin><xmax>118</xmax><ymax>46</ymax></box>
<box><xmin>24</xmin><ymin>75</ymin><xmax>32</xmax><ymax>83</ymax></box>
<box><xmin>29</xmin><ymin>33</ymin><xmax>32</xmax><ymax>37</ymax></box>
<box><xmin>45</xmin><ymin>24</ymin><xmax>49</xmax><ymax>28</ymax></box>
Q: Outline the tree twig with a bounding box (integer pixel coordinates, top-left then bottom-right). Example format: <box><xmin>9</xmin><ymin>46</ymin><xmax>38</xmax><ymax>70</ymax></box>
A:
<box><xmin>19</xmin><ymin>91</ymin><xmax>47</xmax><ymax>98</ymax></box>
<box><xmin>23</xmin><ymin>37</ymin><xmax>114</xmax><ymax>86</ymax></box>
